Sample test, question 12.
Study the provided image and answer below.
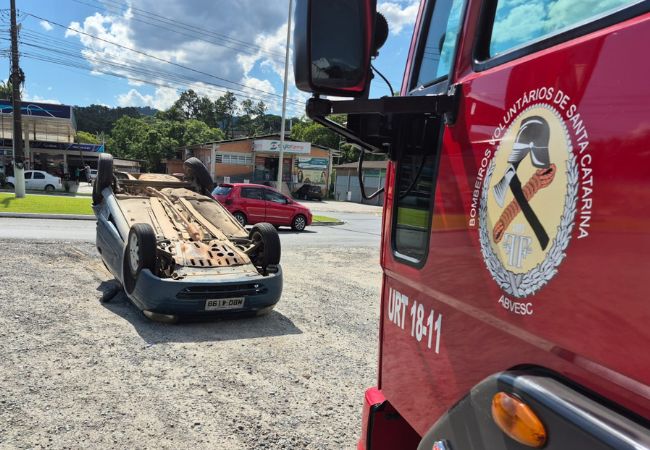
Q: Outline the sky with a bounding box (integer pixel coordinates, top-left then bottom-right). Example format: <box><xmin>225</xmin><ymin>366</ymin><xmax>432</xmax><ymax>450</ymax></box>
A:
<box><xmin>4</xmin><ymin>0</ymin><xmax>421</xmax><ymax>117</ymax></box>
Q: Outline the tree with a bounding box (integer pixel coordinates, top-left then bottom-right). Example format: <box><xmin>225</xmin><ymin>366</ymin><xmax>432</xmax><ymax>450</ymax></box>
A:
<box><xmin>215</xmin><ymin>92</ymin><xmax>238</xmax><ymax>138</ymax></box>
<box><xmin>75</xmin><ymin>104</ymin><xmax>141</xmax><ymax>134</ymax></box>
<box><xmin>0</xmin><ymin>81</ymin><xmax>12</xmax><ymax>100</ymax></box>
<box><xmin>75</xmin><ymin>131</ymin><xmax>100</xmax><ymax>144</ymax></box>
<box><xmin>181</xmin><ymin>119</ymin><xmax>225</xmax><ymax>146</ymax></box>
<box><xmin>197</xmin><ymin>96</ymin><xmax>217</xmax><ymax>128</ymax></box>
<box><xmin>291</xmin><ymin>115</ymin><xmax>347</xmax><ymax>150</ymax></box>
<box><xmin>173</xmin><ymin>89</ymin><xmax>201</xmax><ymax>120</ymax></box>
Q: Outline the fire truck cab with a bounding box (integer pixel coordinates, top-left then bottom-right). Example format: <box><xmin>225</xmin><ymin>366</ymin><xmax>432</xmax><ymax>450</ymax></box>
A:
<box><xmin>295</xmin><ymin>0</ymin><xmax>650</xmax><ymax>448</ymax></box>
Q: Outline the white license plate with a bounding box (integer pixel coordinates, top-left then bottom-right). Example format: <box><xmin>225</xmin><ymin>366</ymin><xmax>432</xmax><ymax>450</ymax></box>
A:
<box><xmin>205</xmin><ymin>298</ymin><xmax>245</xmax><ymax>311</ymax></box>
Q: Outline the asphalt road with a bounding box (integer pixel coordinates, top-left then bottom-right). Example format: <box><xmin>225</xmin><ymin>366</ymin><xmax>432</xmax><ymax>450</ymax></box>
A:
<box><xmin>0</xmin><ymin>213</ymin><xmax>382</xmax><ymax>248</ymax></box>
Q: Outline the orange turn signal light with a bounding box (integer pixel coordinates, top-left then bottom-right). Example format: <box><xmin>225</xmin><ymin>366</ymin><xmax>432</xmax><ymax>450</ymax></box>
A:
<box><xmin>491</xmin><ymin>392</ymin><xmax>547</xmax><ymax>448</ymax></box>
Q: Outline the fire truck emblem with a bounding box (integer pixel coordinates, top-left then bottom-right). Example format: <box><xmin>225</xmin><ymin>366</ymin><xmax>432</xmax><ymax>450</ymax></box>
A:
<box><xmin>479</xmin><ymin>104</ymin><xmax>579</xmax><ymax>298</ymax></box>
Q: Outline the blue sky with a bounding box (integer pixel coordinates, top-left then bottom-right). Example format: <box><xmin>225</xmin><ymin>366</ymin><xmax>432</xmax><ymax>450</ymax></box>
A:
<box><xmin>7</xmin><ymin>0</ymin><xmax>420</xmax><ymax>116</ymax></box>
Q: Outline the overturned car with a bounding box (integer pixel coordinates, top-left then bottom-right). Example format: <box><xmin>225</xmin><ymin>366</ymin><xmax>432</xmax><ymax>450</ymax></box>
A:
<box><xmin>92</xmin><ymin>154</ymin><xmax>282</xmax><ymax>322</ymax></box>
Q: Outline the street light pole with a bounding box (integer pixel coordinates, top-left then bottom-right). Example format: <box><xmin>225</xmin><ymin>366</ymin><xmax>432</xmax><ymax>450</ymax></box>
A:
<box><xmin>276</xmin><ymin>0</ymin><xmax>293</xmax><ymax>192</ymax></box>
<box><xmin>10</xmin><ymin>0</ymin><xmax>25</xmax><ymax>198</ymax></box>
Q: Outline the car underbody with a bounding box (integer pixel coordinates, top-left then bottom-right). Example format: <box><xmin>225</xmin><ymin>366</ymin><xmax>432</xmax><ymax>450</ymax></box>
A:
<box><xmin>115</xmin><ymin>180</ymin><xmax>266</xmax><ymax>281</ymax></box>
<box><xmin>93</xmin><ymin>155</ymin><xmax>282</xmax><ymax>319</ymax></box>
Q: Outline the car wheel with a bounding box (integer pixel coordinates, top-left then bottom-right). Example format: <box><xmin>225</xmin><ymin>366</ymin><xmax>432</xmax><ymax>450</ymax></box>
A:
<box><xmin>44</xmin><ymin>184</ymin><xmax>55</xmax><ymax>193</ymax></box>
<box><xmin>233</xmin><ymin>211</ymin><xmax>247</xmax><ymax>226</ymax></box>
<box><xmin>249</xmin><ymin>223</ymin><xmax>281</xmax><ymax>268</ymax></box>
<box><xmin>292</xmin><ymin>214</ymin><xmax>307</xmax><ymax>232</ymax></box>
<box><xmin>123</xmin><ymin>223</ymin><xmax>156</xmax><ymax>294</ymax></box>
<box><xmin>93</xmin><ymin>153</ymin><xmax>114</xmax><ymax>205</ymax></box>
<box><xmin>6</xmin><ymin>182</ymin><xmax>14</xmax><ymax>189</ymax></box>
<box><xmin>184</xmin><ymin>157</ymin><xmax>214</xmax><ymax>195</ymax></box>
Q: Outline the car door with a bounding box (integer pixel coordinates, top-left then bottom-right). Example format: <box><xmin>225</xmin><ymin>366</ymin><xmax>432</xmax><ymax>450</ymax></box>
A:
<box><xmin>453</xmin><ymin>0</ymin><xmax>650</xmax><ymax>421</ymax></box>
<box><xmin>381</xmin><ymin>0</ymin><xmax>650</xmax><ymax>434</ymax></box>
<box><xmin>32</xmin><ymin>171</ymin><xmax>46</xmax><ymax>190</ymax></box>
<box><xmin>23</xmin><ymin>171</ymin><xmax>33</xmax><ymax>189</ymax></box>
<box><xmin>263</xmin><ymin>189</ymin><xmax>293</xmax><ymax>225</ymax></box>
<box><xmin>239</xmin><ymin>187</ymin><xmax>266</xmax><ymax>223</ymax></box>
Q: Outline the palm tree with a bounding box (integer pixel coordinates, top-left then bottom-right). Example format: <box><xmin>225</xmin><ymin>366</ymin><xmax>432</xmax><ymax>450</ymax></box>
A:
<box><xmin>0</xmin><ymin>81</ymin><xmax>12</xmax><ymax>100</ymax></box>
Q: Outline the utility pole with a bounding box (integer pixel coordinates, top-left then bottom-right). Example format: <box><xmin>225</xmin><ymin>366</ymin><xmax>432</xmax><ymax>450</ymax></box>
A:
<box><xmin>276</xmin><ymin>0</ymin><xmax>293</xmax><ymax>192</ymax></box>
<box><xmin>10</xmin><ymin>0</ymin><xmax>25</xmax><ymax>198</ymax></box>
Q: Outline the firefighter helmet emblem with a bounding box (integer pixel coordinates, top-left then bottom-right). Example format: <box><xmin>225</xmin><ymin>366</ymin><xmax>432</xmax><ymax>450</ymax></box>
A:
<box><xmin>479</xmin><ymin>104</ymin><xmax>579</xmax><ymax>298</ymax></box>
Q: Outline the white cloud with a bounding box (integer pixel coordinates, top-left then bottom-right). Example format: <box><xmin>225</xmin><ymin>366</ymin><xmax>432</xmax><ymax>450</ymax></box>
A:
<box><xmin>39</xmin><ymin>20</ymin><xmax>53</xmax><ymax>32</ymax></box>
<box><xmin>66</xmin><ymin>0</ymin><xmax>293</xmax><ymax>113</ymax></box>
<box><xmin>22</xmin><ymin>88</ymin><xmax>61</xmax><ymax>105</ymax></box>
<box><xmin>378</xmin><ymin>0</ymin><xmax>420</xmax><ymax>35</ymax></box>
<box><xmin>116</xmin><ymin>86</ymin><xmax>178</xmax><ymax>110</ymax></box>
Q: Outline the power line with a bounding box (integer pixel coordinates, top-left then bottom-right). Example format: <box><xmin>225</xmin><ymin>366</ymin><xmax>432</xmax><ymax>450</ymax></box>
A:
<box><xmin>69</xmin><ymin>0</ymin><xmax>286</xmax><ymax>62</ymax></box>
<box><xmin>21</xmin><ymin>11</ymin><xmax>300</xmax><ymax>106</ymax></box>
<box><xmin>10</xmin><ymin>29</ymin><xmax>304</xmax><ymax>113</ymax></box>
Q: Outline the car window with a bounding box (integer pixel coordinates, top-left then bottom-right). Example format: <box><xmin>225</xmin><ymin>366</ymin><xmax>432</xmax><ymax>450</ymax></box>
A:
<box><xmin>414</xmin><ymin>0</ymin><xmax>465</xmax><ymax>88</ymax></box>
<box><xmin>25</xmin><ymin>172</ymin><xmax>32</xmax><ymax>180</ymax></box>
<box><xmin>212</xmin><ymin>186</ymin><xmax>233</xmax><ymax>196</ymax></box>
<box><xmin>33</xmin><ymin>172</ymin><xmax>45</xmax><ymax>179</ymax></box>
<box><xmin>489</xmin><ymin>0</ymin><xmax>643</xmax><ymax>56</ymax></box>
<box><xmin>241</xmin><ymin>188</ymin><xmax>263</xmax><ymax>200</ymax></box>
<box><xmin>264</xmin><ymin>190</ymin><xmax>288</xmax><ymax>204</ymax></box>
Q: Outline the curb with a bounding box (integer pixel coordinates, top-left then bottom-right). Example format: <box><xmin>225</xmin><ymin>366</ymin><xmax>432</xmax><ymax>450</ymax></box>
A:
<box><xmin>311</xmin><ymin>221</ymin><xmax>344</xmax><ymax>226</ymax></box>
<box><xmin>0</xmin><ymin>212</ymin><xmax>95</xmax><ymax>221</ymax></box>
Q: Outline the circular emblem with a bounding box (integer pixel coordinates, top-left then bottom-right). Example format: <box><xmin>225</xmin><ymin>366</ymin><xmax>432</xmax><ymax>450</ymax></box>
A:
<box><xmin>479</xmin><ymin>104</ymin><xmax>578</xmax><ymax>298</ymax></box>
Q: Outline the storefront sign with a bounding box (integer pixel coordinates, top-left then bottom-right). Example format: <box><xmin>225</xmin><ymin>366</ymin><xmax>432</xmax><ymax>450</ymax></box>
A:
<box><xmin>297</xmin><ymin>157</ymin><xmax>328</xmax><ymax>169</ymax></box>
<box><xmin>0</xmin><ymin>100</ymin><xmax>73</xmax><ymax>120</ymax></box>
<box><xmin>294</xmin><ymin>157</ymin><xmax>329</xmax><ymax>185</ymax></box>
<box><xmin>0</xmin><ymin>138</ymin><xmax>104</xmax><ymax>153</ymax></box>
<box><xmin>253</xmin><ymin>140</ymin><xmax>311</xmax><ymax>154</ymax></box>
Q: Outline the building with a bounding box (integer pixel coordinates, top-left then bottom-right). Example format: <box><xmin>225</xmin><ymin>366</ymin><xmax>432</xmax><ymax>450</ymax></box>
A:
<box><xmin>165</xmin><ymin>134</ymin><xmax>337</xmax><ymax>195</ymax></box>
<box><xmin>0</xmin><ymin>100</ymin><xmax>140</xmax><ymax>176</ymax></box>
<box><xmin>334</xmin><ymin>160</ymin><xmax>388</xmax><ymax>205</ymax></box>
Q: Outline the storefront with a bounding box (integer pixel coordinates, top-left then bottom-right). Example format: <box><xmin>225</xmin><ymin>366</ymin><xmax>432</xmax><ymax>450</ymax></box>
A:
<box><xmin>0</xmin><ymin>100</ymin><xmax>138</xmax><ymax>177</ymax></box>
<box><xmin>166</xmin><ymin>134</ymin><xmax>337</xmax><ymax>195</ymax></box>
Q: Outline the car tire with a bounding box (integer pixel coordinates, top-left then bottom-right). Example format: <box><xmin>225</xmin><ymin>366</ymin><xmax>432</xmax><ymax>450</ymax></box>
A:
<box><xmin>93</xmin><ymin>153</ymin><xmax>114</xmax><ymax>205</ymax></box>
<box><xmin>6</xmin><ymin>182</ymin><xmax>14</xmax><ymax>189</ymax></box>
<box><xmin>233</xmin><ymin>211</ymin><xmax>247</xmax><ymax>226</ymax></box>
<box><xmin>292</xmin><ymin>214</ymin><xmax>307</xmax><ymax>232</ymax></box>
<box><xmin>123</xmin><ymin>223</ymin><xmax>156</xmax><ymax>294</ymax></box>
<box><xmin>249</xmin><ymin>222</ymin><xmax>281</xmax><ymax>268</ymax></box>
<box><xmin>184</xmin><ymin>157</ymin><xmax>214</xmax><ymax>195</ymax></box>
<box><xmin>45</xmin><ymin>184</ymin><xmax>55</xmax><ymax>193</ymax></box>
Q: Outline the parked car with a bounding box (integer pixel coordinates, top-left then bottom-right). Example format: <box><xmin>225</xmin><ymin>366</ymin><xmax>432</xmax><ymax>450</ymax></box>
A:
<box><xmin>212</xmin><ymin>183</ymin><xmax>313</xmax><ymax>231</ymax></box>
<box><xmin>293</xmin><ymin>184</ymin><xmax>323</xmax><ymax>201</ymax></box>
<box><xmin>93</xmin><ymin>154</ymin><xmax>283</xmax><ymax>322</ymax></box>
<box><xmin>6</xmin><ymin>170</ymin><xmax>63</xmax><ymax>192</ymax></box>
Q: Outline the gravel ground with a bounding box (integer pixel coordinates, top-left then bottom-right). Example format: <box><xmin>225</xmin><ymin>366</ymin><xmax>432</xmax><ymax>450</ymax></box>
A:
<box><xmin>0</xmin><ymin>239</ymin><xmax>381</xmax><ymax>449</ymax></box>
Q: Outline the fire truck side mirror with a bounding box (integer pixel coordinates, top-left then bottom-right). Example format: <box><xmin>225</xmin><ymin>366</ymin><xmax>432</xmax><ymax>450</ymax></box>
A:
<box><xmin>294</xmin><ymin>0</ymin><xmax>379</xmax><ymax>98</ymax></box>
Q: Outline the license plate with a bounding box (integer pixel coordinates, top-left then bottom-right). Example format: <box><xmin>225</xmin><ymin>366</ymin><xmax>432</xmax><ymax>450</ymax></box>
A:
<box><xmin>205</xmin><ymin>298</ymin><xmax>245</xmax><ymax>311</ymax></box>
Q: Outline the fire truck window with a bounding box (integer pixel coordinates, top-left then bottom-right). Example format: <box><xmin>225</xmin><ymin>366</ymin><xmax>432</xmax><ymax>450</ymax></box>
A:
<box><xmin>394</xmin><ymin>152</ymin><xmax>436</xmax><ymax>263</ymax></box>
<box><xmin>415</xmin><ymin>0</ymin><xmax>465</xmax><ymax>88</ymax></box>
<box><xmin>490</xmin><ymin>0</ymin><xmax>643</xmax><ymax>56</ymax></box>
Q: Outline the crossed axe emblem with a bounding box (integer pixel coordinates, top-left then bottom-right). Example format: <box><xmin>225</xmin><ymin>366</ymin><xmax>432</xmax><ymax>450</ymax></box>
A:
<box><xmin>492</xmin><ymin>117</ymin><xmax>556</xmax><ymax>251</ymax></box>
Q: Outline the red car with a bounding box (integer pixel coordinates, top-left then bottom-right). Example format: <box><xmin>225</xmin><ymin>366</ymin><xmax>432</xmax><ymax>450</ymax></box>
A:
<box><xmin>212</xmin><ymin>183</ymin><xmax>312</xmax><ymax>231</ymax></box>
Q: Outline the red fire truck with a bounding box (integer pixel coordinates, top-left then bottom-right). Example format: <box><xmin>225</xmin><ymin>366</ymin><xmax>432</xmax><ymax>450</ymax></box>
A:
<box><xmin>295</xmin><ymin>0</ymin><xmax>650</xmax><ymax>448</ymax></box>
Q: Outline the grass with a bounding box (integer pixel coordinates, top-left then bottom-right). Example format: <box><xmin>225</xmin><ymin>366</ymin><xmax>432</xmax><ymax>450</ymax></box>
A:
<box><xmin>0</xmin><ymin>193</ymin><xmax>93</xmax><ymax>215</ymax></box>
<box><xmin>313</xmin><ymin>214</ymin><xmax>342</xmax><ymax>224</ymax></box>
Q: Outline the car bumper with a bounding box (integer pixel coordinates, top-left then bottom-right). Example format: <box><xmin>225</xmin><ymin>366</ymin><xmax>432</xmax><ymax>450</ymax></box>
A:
<box><xmin>126</xmin><ymin>266</ymin><xmax>283</xmax><ymax>316</ymax></box>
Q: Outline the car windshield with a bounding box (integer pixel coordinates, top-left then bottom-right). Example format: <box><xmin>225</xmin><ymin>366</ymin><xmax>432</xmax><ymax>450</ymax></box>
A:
<box><xmin>212</xmin><ymin>186</ymin><xmax>233</xmax><ymax>196</ymax></box>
